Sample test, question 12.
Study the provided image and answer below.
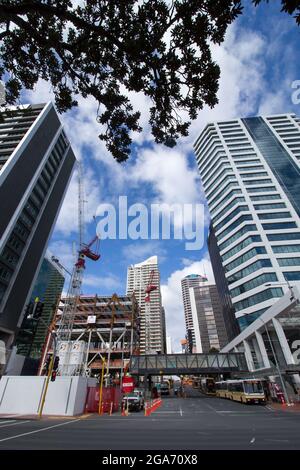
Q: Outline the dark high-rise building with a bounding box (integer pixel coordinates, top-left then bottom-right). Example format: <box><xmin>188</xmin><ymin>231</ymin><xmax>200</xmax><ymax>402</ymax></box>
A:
<box><xmin>189</xmin><ymin>278</ymin><xmax>229</xmax><ymax>353</ymax></box>
<box><xmin>208</xmin><ymin>223</ymin><xmax>240</xmax><ymax>342</ymax></box>
<box><xmin>0</xmin><ymin>102</ymin><xmax>76</xmax><ymax>349</ymax></box>
<box><xmin>16</xmin><ymin>252</ymin><xmax>65</xmax><ymax>358</ymax></box>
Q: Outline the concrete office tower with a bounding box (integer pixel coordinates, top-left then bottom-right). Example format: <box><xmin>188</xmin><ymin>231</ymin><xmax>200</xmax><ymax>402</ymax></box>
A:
<box><xmin>16</xmin><ymin>252</ymin><xmax>65</xmax><ymax>359</ymax></box>
<box><xmin>0</xmin><ymin>102</ymin><xmax>76</xmax><ymax>349</ymax></box>
<box><xmin>189</xmin><ymin>277</ymin><xmax>229</xmax><ymax>353</ymax></box>
<box><xmin>161</xmin><ymin>306</ymin><xmax>167</xmax><ymax>354</ymax></box>
<box><xmin>166</xmin><ymin>336</ymin><xmax>173</xmax><ymax>354</ymax></box>
<box><xmin>194</xmin><ymin>113</ymin><xmax>300</xmax><ymax>331</ymax></box>
<box><xmin>126</xmin><ymin>256</ymin><xmax>164</xmax><ymax>354</ymax></box>
<box><xmin>181</xmin><ymin>274</ymin><xmax>207</xmax><ymax>352</ymax></box>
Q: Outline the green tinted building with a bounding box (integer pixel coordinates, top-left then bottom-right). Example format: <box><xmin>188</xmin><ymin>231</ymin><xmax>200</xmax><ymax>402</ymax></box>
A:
<box><xmin>16</xmin><ymin>252</ymin><xmax>65</xmax><ymax>358</ymax></box>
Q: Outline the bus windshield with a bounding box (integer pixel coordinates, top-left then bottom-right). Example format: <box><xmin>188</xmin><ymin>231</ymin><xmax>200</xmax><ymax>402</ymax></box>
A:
<box><xmin>244</xmin><ymin>381</ymin><xmax>263</xmax><ymax>394</ymax></box>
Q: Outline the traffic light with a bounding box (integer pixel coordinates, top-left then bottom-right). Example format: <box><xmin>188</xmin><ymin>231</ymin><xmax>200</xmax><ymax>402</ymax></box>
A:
<box><xmin>44</xmin><ymin>355</ymin><xmax>51</xmax><ymax>374</ymax></box>
<box><xmin>53</xmin><ymin>355</ymin><xmax>59</xmax><ymax>371</ymax></box>
<box><xmin>51</xmin><ymin>370</ymin><xmax>57</xmax><ymax>382</ymax></box>
<box><xmin>50</xmin><ymin>356</ymin><xmax>59</xmax><ymax>382</ymax></box>
<box><xmin>25</xmin><ymin>302</ymin><xmax>34</xmax><ymax>318</ymax></box>
<box><xmin>33</xmin><ymin>301</ymin><xmax>44</xmax><ymax>319</ymax></box>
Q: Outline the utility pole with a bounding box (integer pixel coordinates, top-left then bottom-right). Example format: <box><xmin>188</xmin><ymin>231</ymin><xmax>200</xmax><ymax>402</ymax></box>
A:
<box><xmin>38</xmin><ymin>329</ymin><xmax>57</xmax><ymax>418</ymax></box>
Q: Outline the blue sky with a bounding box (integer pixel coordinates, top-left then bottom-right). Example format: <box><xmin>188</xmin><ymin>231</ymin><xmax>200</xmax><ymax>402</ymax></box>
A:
<box><xmin>23</xmin><ymin>0</ymin><xmax>300</xmax><ymax>351</ymax></box>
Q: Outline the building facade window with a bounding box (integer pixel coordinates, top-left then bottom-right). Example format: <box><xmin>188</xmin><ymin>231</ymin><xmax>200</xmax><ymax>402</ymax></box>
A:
<box><xmin>217</xmin><ymin>214</ymin><xmax>253</xmax><ymax>239</ymax></box>
<box><xmin>262</xmin><ymin>222</ymin><xmax>298</xmax><ymax>230</ymax></box>
<box><xmin>233</xmin><ymin>287</ymin><xmax>283</xmax><ymax>311</ymax></box>
<box><xmin>219</xmin><ymin>225</ymin><xmax>258</xmax><ymax>252</ymax></box>
<box><xmin>272</xmin><ymin>245</ymin><xmax>300</xmax><ymax>254</ymax></box>
<box><xmin>214</xmin><ymin>206</ymin><xmax>249</xmax><ymax>232</ymax></box>
<box><xmin>277</xmin><ymin>257</ymin><xmax>300</xmax><ymax>267</ymax></box>
<box><xmin>224</xmin><ymin>246</ymin><xmax>267</xmax><ymax>273</ymax></box>
<box><xmin>227</xmin><ymin>259</ymin><xmax>273</xmax><ymax>285</ymax></box>
<box><xmin>230</xmin><ymin>273</ymin><xmax>278</xmax><ymax>298</ymax></box>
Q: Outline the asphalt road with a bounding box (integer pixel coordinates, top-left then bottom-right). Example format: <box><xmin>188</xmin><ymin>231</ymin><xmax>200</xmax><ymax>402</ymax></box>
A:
<box><xmin>0</xmin><ymin>387</ymin><xmax>300</xmax><ymax>450</ymax></box>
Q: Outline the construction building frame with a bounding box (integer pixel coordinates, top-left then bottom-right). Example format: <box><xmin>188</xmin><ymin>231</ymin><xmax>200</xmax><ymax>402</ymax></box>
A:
<box><xmin>40</xmin><ymin>293</ymin><xmax>140</xmax><ymax>382</ymax></box>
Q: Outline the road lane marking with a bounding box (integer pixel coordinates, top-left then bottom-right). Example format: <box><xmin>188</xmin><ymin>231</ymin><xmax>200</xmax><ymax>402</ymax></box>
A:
<box><xmin>250</xmin><ymin>437</ymin><xmax>256</xmax><ymax>444</ymax></box>
<box><xmin>265</xmin><ymin>439</ymin><xmax>290</xmax><ymax>443</ymax></box>
<box><xmin>203</xmin><ymin>403</ymin><xmax>218</xmax><ymax>413</ymax></box>
<box><xmin>0</xmin><ymin>418</ymin><xmax>81</xmax><ymax>443</ymax></box>
<box><xmin>0</xmin><ymin>420</ymin><xmax>30</xmax><ymax>429</ymax></box>
<box><xmin>266</xmin><ymin>405</ymin><xmax>275</xmax><ymax>411</ymax></box>
<box><xmin>179</xmin><ymin>408</ymin><xmax>183</xmax><ymax>417</ymax></box>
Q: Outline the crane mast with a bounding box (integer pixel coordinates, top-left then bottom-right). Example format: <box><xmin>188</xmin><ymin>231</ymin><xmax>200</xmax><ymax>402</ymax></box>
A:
<box><xmin>56</xmin><ymin>162</ymin><xmax>100</xmax><ymax>374</ymax></box>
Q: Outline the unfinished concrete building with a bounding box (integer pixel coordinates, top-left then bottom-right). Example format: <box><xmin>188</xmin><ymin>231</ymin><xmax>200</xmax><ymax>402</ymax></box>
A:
<box><xmin>41</xmin><ymin>293</ymin><xmax>140</xmax><ymax>380</ymax></box>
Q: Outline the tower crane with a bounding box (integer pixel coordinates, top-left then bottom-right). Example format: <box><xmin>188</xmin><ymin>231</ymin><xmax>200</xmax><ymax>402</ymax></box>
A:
<box><xmin>54</xmin><ymin>162</ymin><xmax>101</xmax><ymax>374</ymax></box>
<box><xmin>144</xmin><ymin>270</ymin><xmax>157</xmax><ymax>354</ymax></box>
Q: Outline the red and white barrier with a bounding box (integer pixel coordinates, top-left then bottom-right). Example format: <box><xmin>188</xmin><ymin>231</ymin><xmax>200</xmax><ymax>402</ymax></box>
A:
<box><xmin>144</xmin><ymin>398</ymin><xmax>162</xmax><ymax>416</ymax></box>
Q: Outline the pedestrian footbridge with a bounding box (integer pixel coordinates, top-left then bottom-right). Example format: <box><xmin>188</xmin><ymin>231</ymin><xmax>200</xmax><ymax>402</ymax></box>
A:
<box><xmin>128</xmin><ymin>352</ymin><xmax>248</xmax><ymax>376</ymax></box>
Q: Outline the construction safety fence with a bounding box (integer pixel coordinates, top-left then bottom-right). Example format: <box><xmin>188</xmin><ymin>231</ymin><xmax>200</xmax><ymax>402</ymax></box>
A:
<box><xmin>144</xmin><ymin>398</ymin><xmax>162</xmax><ymax>416</ymax></box>
<box><xmin>85</xmin><ymin>386</ymin><xmax>121</xmax><ymax>414</ymax></box>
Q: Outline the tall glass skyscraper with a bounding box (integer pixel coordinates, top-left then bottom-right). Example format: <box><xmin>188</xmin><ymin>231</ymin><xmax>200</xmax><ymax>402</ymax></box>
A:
<box><xmin>0</xmin><ymin>103</ymin><xmax>76</xmax><ymax>348</ymax></box>
<box><xmin>194</xmin><ymin>113</ymin><xmax>300</xmax><ymax>330</ymax></box>
<box><xmin>16</xmin><ymin>252</ymin><xmax>65</xmax><ymax>359</ymax></box>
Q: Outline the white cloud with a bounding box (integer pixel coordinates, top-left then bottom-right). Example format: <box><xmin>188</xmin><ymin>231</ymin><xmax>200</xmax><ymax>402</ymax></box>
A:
<box><xmin>161</xmin><ymin>255</ymin><xmax>214</xmax><ymax>352</ymax></box>
<box><xmin>130</xmin><ymin>145</ymin><xmax>202</xmax><ymax>206</ymax></box>
<box><xmin>180</xmin><ymin>25</ymin><xmax>267</xmax><ymax>148</ymax></box>
<box><xmin>122</xmin><ymin>241</ymin><xmax>167</xmax><ymax>265</ymax></box>
<box><xmin>48</xmin><ymin>239</ymin><xmax>75</xmax><ymax>273</ymax></box>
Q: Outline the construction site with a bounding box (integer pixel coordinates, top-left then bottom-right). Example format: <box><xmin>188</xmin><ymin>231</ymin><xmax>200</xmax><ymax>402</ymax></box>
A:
<box><xmin>0</xmin><ymin>162</ymin><xmax>158</xmax><ymax>417</ymax></box>
<box><xmin>40</xmin><ymin>293</ymin><xmax>140</xmax><ymax>381</ymax></box>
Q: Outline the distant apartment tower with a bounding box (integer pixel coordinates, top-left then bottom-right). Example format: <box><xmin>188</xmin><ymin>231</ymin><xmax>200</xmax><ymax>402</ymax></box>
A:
<box><xmin>0</xmin><ymin>102</ymin><xmax>76</xmax><ymax>348</ymax></box>
<box><xmin>16</xmin><ymin>252</ymin><xmax>65</xmax><ymax>358</ymax></box>
<box><xmin>166</xmin><ymin>336</ymin><xmax>173</xmax><ymax>354</ymax></box>
<box><xmin>189</xmin><ymin>278</ymin><xmax>229</xmax><ymax>353</ymax></box>
<box><xmin>181</xmin><ymin>274</ymin><xmax>207</xmax><ymax>352</ymax></box>
<box><xmin>126</xmin><ymin>256</ymin><xmax>164</xmax><ymax>354</ymax></box>
<box><xmin>194</xmin><ymin>113</ymin><xmax>300</xmax><ymax>330</ymax></box>
<box><xmin>161</xmin><ymin>306</ymin><xmax>167</xmax><ymax>354</ymax></box>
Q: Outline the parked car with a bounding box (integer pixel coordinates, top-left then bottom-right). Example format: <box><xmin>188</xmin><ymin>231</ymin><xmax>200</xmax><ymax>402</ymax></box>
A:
<box><xmin>160</xmin><ymin>381</ymin><xmax>170</xmax><ymax>396</ymax></box>
<box><xmin>122</xmin><ymin>392</ymin><xmax>144</xmax><ymax>412</ymax></box>
<box><xmin>133</xmin><ymin>389</ymin><xmax>145</xmax><ymax>408</ymax></box>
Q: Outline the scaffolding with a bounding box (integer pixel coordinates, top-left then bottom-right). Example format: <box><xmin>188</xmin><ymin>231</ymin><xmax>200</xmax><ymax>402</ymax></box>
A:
<box><xmin>43</xmin><ymin>293</ymin><xmax>140</xmax><ymax>380</ymax></box>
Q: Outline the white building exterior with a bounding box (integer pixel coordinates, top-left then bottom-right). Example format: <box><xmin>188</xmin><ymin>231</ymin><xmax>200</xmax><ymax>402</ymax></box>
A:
<box><xmin>221</xmin><ymin>287</ymin><xmax>300</xmax><ymax>401</ymax></box>
<box><xmin>126</xmin><ymin>256</ymin><xmax>164</xmax><ymax>354</ymax></box>
<box><xmin>181</xmin><ymin>274</ymin><xmax>207</xmax><ymax>351</ymax></box>
<box><xmin>166</xmin><ymin>336</ymin><xmax>173</xmax><ymax>354</ymax></box>
<box><xmin>194</xmin><ymin>113</ymin><xmax>300</xmax><ymax>331</ymax></box>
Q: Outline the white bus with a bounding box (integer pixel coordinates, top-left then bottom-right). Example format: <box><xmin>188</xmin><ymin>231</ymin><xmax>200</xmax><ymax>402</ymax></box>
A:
<box><xmin>215</xmin><ymin>379</ymin><xmax>266</xmax><ymax>404</ymax></box>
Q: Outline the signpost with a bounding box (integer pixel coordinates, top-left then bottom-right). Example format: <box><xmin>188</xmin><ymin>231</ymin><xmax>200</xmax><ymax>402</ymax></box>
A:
<box><xmin>121</xmin><ymin>376</ymin><xmax>134</xmax><ymax>394</ymax></box>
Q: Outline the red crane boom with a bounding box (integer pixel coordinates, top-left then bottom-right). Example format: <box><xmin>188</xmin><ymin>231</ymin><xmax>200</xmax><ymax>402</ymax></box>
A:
<box><xmin>145</xmin><ymin>270</ymin><xmax>157</xmax><ymax>302</ymax></box>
